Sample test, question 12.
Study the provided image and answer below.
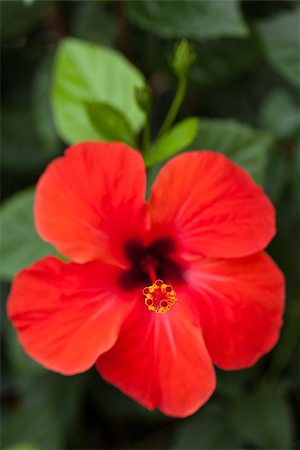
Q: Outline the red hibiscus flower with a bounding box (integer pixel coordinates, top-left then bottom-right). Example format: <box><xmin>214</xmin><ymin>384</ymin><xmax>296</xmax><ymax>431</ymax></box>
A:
<box><xmin>7</xmin><ymin>142</ymin><xmax>285</xmax><ymax>418</ymax></box>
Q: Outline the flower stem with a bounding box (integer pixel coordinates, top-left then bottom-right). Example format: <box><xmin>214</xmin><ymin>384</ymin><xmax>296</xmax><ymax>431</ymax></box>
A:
<box><xmin>158</xmin><ymin>76</ymin><xmax>187</xmax><ymax>137</ymax></box>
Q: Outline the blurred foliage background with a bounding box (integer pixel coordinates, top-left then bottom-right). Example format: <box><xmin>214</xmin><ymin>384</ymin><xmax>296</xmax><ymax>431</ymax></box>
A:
<box><xmin>1</xmin><ymin>1</ymin><xmax>300</xmax><ymax>449</ymax></box>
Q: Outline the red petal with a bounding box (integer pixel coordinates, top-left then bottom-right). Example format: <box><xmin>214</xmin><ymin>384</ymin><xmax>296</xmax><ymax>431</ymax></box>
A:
<box><xmin>148</xmin><ymin>151</ymin><xmax>275</xmax><ymax>259</ymax></box>
<box><xmin>186</xmin><ymin>252</ymin><xmax>285</xmax><ymax>369</ymax></box>
<box><xmin>97</xmin><ymin>299</ymin><xmax>216</xmax><ymax>418</ymax></box>
<box><xmin>35</xmin><ymin>142</ymin><xmax>148</xmax><ymax>265</ymax></box>
<box><xmin>7</xmin><ymin>257</ymin><xmax>134</xmax><ymax>374</ymax></box>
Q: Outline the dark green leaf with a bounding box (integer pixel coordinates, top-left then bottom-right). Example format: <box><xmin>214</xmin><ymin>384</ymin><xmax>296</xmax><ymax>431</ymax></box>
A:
<box><xmin>231</xmin><ymin>387</ymin><xmax>293</xmax><ymax>449</ymax></box>
<box><xmin>32</xmin><ymin>53</ymin><xmax>61</xmax><ymax>155</ymax></box>
<box><xmin>145</xmin><ymin>117</ymin><xmax>199</xmax><ymax>167</ymax></box>
<box><xmin>1</xmin><ymin>373</ymin><xmax>86</xmax><ymax>450</ymax></box>
<box><xmin>71</xmin><ymin>1</ymin><xmax>116</xmax><ymax>45</ymax></box>
<box><xmin>5</xmin><ymin>445</ymin><xmax>38</xmax><ymax>450</ymax></box>
<box><xmin>4</xmin><ymin>319</ymin><xmax>44</xmax><ymax>376</ymax></box>
<box><xmin>0</xmin><ymin>188</ymin><xmax>57</xmax><ymax>282</ymax></box>
<box><xmin>52</xmin><ymin>38</ymin><xmax>145</xmax><ymax>144</ymax></box>
<box><xmin>126</xmin><ymin>0</ymin><xmax>248</xmax><ymax>40</ymax></box>
<box><xmin>292</xmin><ymin>140</ymin><xmax>300</xmax><ymax>215</ymax></box>
<box><xmin>172</xmin><ymin>404</ymin><xmax>241</xmax><ymax>449</ymax></box>
<box><xmin>1</xmin><ymin>101</ymin><xmax>53</xmax><ymax>173</ymax></box>
<box><xmin>1</xmin><ymin>0</ymin><xmax>50</xmax><ymax>39</ymax></box>
<box><xmin>259</xmin><ymin>89</ymin><xmax>300</xmax><ymax>139</ymax></box>
<box><xmin>86</xmin><ymin>101</ymin><xmax>136</xmax><ymax>146</ymax></box>
<box><xmin>264</xmin><ymin>146</ymin><xmax>288</xmax><ymax>204</ymax></box>
<box><xmin>256</xmin><ymin>6</ymin><xmax>300</xmax><ymax>87</ymax></box>
<box><xmin>188</xmin><ymin>118</ymin><xmax>274</xmax><ymax>183</ymax></box>
<box><xmin>192</xmin><ymin>36</ymin><xmax>260</xmax><ymax>87</ymax></box>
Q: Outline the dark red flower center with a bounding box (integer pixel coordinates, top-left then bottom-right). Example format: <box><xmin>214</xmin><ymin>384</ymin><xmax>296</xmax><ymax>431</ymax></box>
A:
<box><xmin>118</xmin><ymin>237</ymin><xmax>185</xmax><ymax>291</ymax></box>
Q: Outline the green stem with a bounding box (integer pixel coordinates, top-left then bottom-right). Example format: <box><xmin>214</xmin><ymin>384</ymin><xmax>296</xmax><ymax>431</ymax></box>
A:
<box><xmin>158</xmin><ymin>76</ymin><xmax>187</xmax><ymax>137</ymax></box>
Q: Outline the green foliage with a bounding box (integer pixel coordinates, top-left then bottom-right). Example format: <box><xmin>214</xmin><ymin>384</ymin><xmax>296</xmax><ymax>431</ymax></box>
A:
<box><xmin>188</xmin><ymin>118</ymin><xmax>274</xmax><ymax>183</ymax></box>
<box><xmin>86</xmin><ymin>101</ymin><xmax>136</xmax><ymax>146</ymax></box>
<box><xmin>126</xmin><ymin>0</ymin><xmax>248</xmax><ymax>39</ymax></box>
<box><xmin>192</xmin><ymin>37</ymin><xmax>260</xmax><ymax>87</ymax></box>
<box><xmin>260</xmin><ymin>89</ymin><xmax>300</xmax><ymax>140</ymax></box>
<box><xmin>1</xmin><ymin>101</ymin><xmax>53</xmax><ymax>173</ymax></box>
<box><xmin>1</xmin><ymin>0</ymin><xmax>50</xmax><ymax>38</ymax></box>
<box><xmin>172</xmin><ymin>404</ymin><xmax>241</xmax><ymax>449</ymax></box>
<box><xmin>172</xmin><ymin>383</ymin><xmax>293</xmax><ymax>449</ymax></box>
<box><xmin>257</xmin><ymin>6</ymin><xmax>300</xmax><ymax>87</ymax></box>
<box><xmin>52</xmin><ymin>38</ymin><xmax>145</xmax><ymax>144</ymax></box>
<box><xmin>292</xmin><ymin>141</ymin><xmax>300</xmax><ymax>214</ymax></box>
<box><xmin>1</xmin><ymin>373</ymin><xmax>86</xmax><ymax>450</ymax></box>
<box><xmin>231</xmin><ymin>387</ymin><xmax>293</xmax><ymax>449</ymax></box>
<box><xmin>1</xmin><ymin>1</ymin><xmax>300</xmax><ymax>449</ymax></box>
<box><xmin>145</xmin><ymin>118</ymin><xmax>199</xmax><ymax>166</ymax></box>
<box><xmin>0</xmin><ymin>189</ymin><xmax>57</xmax><ymax>282</ymax></box>
<box><xmin>32</xmin><ymin>53</ymin><xmax>61</xmax><ymax>155</ymax></box>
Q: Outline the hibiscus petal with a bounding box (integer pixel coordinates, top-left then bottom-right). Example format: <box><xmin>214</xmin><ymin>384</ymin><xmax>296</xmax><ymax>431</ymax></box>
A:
<box><xmin>97</xmin><ymin>299</ymin><xmax>216</xmax><ymax>418</ymax></box>
<box><xmin>35</xmin><ymin>142</ymin><xmax>148</xmax><ymax>265</ymax></box>
<box><xmin>148</xmin><ymin>151</ymin><xmax>275</xmax><ymax>259</ymax></box>
<box><xmin>7</xmin><ymin>256</ymin><xmax>134</xmax><ymax>374</ymax></box>
<box><xmin>186</xmin><ymin>252</ymin><xmax>285</xmax><ymax>369</ymax></box>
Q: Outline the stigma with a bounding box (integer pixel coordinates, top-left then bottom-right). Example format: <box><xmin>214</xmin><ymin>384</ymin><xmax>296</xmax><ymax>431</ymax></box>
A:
<box><xmin>143</xmin><ymin>280</ymin><xmax>177</xmax><ymax>314</ymax></box>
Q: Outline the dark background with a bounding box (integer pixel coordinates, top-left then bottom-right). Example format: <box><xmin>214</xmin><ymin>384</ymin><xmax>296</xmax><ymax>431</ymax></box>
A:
<box><xmin>1</xmin><ymin>1</ymin><xmax>300</xmax><ymax>449</ymax></box>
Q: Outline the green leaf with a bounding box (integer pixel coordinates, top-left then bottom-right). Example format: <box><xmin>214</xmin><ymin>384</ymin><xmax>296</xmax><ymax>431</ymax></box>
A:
<box><xmin>264</xmin><ymin>146</ymin><xmax>288</xmax><ymax>204</ymax></box>
<box><xmin>1</xmin><ymin>373</ymin><xmax>86</xmax><ymax>450</ymax></box>
<box><xmin>0</xmin><ymin>188</ymin><xmax>57</xmax><ymax>282</ymax></box>
<box><xmin>126</xmin><ymin>0</ymin><xmax>248</xmax><ymax>40</ymax></box>
<box><xmin>231</xmin><ymin>387</ymin><xmax>293</xmax><ymax>449</ymax></box>
<box><xmin>32</xmin><ymin>53</ymin><xmax>61</xmax><ymax>155</ymax></box>
<box><xmin>86</xmin><ymin>101</ymin><xmax>136</xmax><ymax>146</ymax></box>
<box><xmin>71</xmin><ymin>1</ymin><xmax>116</xmax><ymax>46</ymax></box>
<box><xmin>292</xmin><ymin>140</ymin><xmax>300</xmax><ymax>215</ymax></box>
<box><xmin>192</xmin><ymin>37</ymin><xmax>260</xmax><ymax>87</ymax></box>
<box><xmin>52</xmin><ymin>38</ymin><xmax>145</xmax><ymax>144</ymax></box>
<box><xmin>259</xmin><ymin>89</ymin><xmax>300</xmax><ymax>139</ymax></box>
<box><xmin>1</xmin><ymin>100</ymin><xmax>53</xmax><ymax>173</ymax></box>
<box><xmin>5</xmin><ymin>445</ymin><xmax>38</xmax><ymax>450</ymax></box>
<box><xmin>4</xmin><ymin>319</ymin><xmax>44</xmax><ymax>376</ymax></box>
<box><xmin>172</xmin><ymin>404</ymin><xmax>241</xmax><ymax>449</ymax></box>
<box><xmin>188</xmin><ymin>118</ymin><xmax>274</xmax><ymax>183</ymax></box>
<box><xmin>256</xmin><ymin>6</ymin><xmax>300</xmax><ymax>87</ymax></box>
<box><xmin>145</xmin><ymin>117</ymin><xmax>199</xmax><ymax>167</ymax></box>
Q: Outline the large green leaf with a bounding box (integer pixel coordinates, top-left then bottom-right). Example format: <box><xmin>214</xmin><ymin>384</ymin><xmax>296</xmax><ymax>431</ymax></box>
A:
<box><xmin>126</xmin><ymin>0</ymin><xmax>248</xmax><ymax>40</ymax></box>
<box><xmin>86</xmin><ymin>101</ymin><xmax>136</xmax><ymax>146</ymax></box>
<box><xmin>188</xmin><ymin>118</ymin><xmax>274</xmax><ymax>183</ymax></box>
<box><xmin>0</xmin><ymin>188</ymin><xmax>57</xmax><ymax>282</ymax></box>
<box><xmin>256</xmin><ymin>6</ymin><xmax>300</xmax><ymax>87</ymax></box>
<box><xmin>52</xmin><ymin>38</ymin><xmax>145</xmax><ymax>144</ymax></box>
<box><xmin>145</xmin><ymin>117</ymin><xmax>199</xmax><ymax>167</ymax></box>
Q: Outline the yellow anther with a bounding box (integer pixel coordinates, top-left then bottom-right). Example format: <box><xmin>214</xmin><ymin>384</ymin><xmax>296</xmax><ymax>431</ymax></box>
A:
<box><xmin>143</xmin><ymin>280</ymin><xmax>177</xmax><ymax>314</ymax></box>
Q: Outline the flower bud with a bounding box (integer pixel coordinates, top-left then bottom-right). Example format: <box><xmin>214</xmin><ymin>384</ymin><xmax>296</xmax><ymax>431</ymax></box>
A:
<box><xmin>135</xmin><ymin>84</ymin><xmax>152</xmax><ymax>114</ymax></box>
<box><xmin>171</xmin><ymin>40</ymin><xmax>197</xmax><ymax>79</ymax></box>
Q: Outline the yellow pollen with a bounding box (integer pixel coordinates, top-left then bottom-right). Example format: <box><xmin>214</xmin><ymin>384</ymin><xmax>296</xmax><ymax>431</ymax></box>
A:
<box><xmin>143</xmin><ymin>279</ymin><xmax>177</xmax><ymax>314</ymax></box>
